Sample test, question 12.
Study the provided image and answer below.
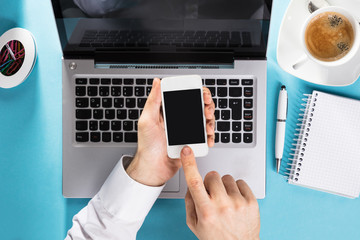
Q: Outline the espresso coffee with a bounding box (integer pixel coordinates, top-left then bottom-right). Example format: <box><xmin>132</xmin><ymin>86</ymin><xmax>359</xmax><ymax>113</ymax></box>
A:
<box><xmin>305</xmin><ymin>11</ymin><xmax>354</xmax><ymax>62</ymax></box>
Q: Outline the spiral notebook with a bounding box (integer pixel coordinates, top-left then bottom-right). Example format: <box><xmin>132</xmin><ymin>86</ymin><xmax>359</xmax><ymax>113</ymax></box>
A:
<box><xmin>288</xmin><ymin>90</ymin><xmax>360</xmax><ymax>198</ymax></box>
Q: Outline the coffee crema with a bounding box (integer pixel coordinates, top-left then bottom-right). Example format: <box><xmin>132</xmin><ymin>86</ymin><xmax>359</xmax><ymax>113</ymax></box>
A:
<box><xmin>305</xmin><ymin>11</ymin><xmax>354</xmax><ymax>62</ymax></box>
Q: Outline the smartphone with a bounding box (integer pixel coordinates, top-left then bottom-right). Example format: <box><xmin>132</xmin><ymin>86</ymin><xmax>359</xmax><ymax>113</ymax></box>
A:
<box><xmin>161</xmin><ymin>75</ymin><xmax>208</xmax><ymax>158</ymax></box>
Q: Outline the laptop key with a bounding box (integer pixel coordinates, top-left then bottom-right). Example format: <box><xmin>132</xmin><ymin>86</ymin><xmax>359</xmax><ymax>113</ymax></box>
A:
<box><xmin>146</xmin><ymin>87</ymin><xmax>152</xmax><ymax>96</ymax></box>
<box><xmin>91</xmin><ymin>132</ymin><xmax>101</xmax><ymax>142</ymax></box>
<box><xmin>242</xmin><ymin>79</ymin><xmax>253</xmax><ymax>85</ymax></box>
<box><xmin>244</xmin><ymin>87</ymin><xmax>253</xmax><ymax>97</ymax></box>
<box><xmin>124</xmin><ymin>78</ymin><xmax>134</xmax><ymax>85</ymax></box>
<box><xmin>229</xmin><ymin>79</ymin><xmax>239</xmax><ymax>85</ymax></box>
<box><xmin>229</xmin><ymin>99</ymin><xmax>242</xmax><ymax>120</ymax></box>
<box><xmin>218</xmin><ymin>99</ymin><xmax>228</xmax><ymax>108</ymax></box>
<box><xmin>100</xmin><ymin>121</ymin><xmax>110</xmax><ymax>131</ymax></box>
<box><xmin>76</xmin><ymin>98</ymin><xmax>89</xmax><ymax>108</ymax></box>
<box><xmin>217</xmin><ymin>87</ymin><xmax>227</xmax><ymax>97</ymax></box>
<box><xmin>244</xmin><ymin>110</ymin><xmax>253</xmax><ymax>120</ymax></box>
<box><xmin>111</xmin><ymin>121</ymin><xmax>122</xmax><ymax>131</ymax></box>
<box><xmin>147</xmin><ymin>79</ymin><xmax>153</xmax><ymax>85</ymax></box>
<box><xmin>232</xmin><ymin>133</ymin><xmax>241</xmax><ymax>143</ymax></box>
<box><xmin>221</xmin><ymin>133</ymin><xmax>230</xmax><ymax>143</ymax></box>
<box><xmin>217</xmin><ymin>79</ymin><xmax>227</xmax><ymax>85</ymax></box>
<box><xmin>125</xmin><ymin>132</ymin><xmax>138</xmax><ymax>142</ymax></box>
<box><xmin>76</xmin><ymin>121</ymin><xmax>88</xmax><ymax>131</ymax></box>
<box><xmin>229</xmin><ymin>87</ymin><xmax>242</xmax><ymax>97</ymax></box>
<box><xmin>217</xmin><ymin>122</ymin><xmax>230</xmax><ymax>132</ymax></box>
<box><xmin>244</xmin><ymin>122</ymin><xmax>253</xmax><ymax>132</ymax></box>
<box><xmin>90</xmin><ymin>78</ymin><xmax>100</xmax><ymax>85</ymax></box>
<box><xmin>137</xmin><ymin>98</ymin><xmax>147</xmax><ymax>108</ymax></box>
<box><xmin>101</xmin><ymin>78</ymin><xmax>111</xmax><ymax>85</ymax></box>
<box><xmin>126</xmin><ymin>98</ymin><xmax>136</xmax><ymax>108</ymax></box>
<box><xmin>206</xmin><ymin>42</ymin><xmax>216</xmax><ymax>47</ymax></box>
<box><xmin>244</xmin><ymin>99</ymin><xmax>253</xmax><ymax>109</ymax></box>
<box><xmin>76</xmin><ymin>109</ymin><xmax>91</xmax><ymax>119</ymax></box>
<box><xmin>102</xmin><ymin>132</ymin><xmax>111</xmax><ymax>142</ymax></box>
<box><xmin>93</xmin><ymin>109</ymin><xmax>103</xmax><ymax>119</ymax></box>
<box><xmin>99</xmin><ymin>87</ymin><xmax>109</xmax><ymax>96</ymax></box>
<box><xmin>90</xmin><ymin>98</ymin><xmax>100</xmax><ymax>108</ymax></box>
<box><xmin>87</xmin><ymin>86</ymin><xmax>98</xmax><ymax>96</ymax></box>
<box><xmin>102</xmin><ymin>98</ymin><xmax>112</xmax><ymax>108</ymax></box>
<box><xmin>129</xmin><ymin>110</ymin><xmax>139</xmax><ymax>119</ymax></box>
<box><xmin>244</xmin><ymin>133</ymin><xmax>253</xmax><ymax>143</ymax></box>
<box><xmin>89</xmin><ymin>120</ymin><xmax>98</xmax><ymax>131</ymax></box>
<box><xmin>214</xmin><ymin>110</ymin><xmax>220</xmax><ymax>120</ymax></box>
<box><xmin>111</xmin><ymin>87</ymin><xmax>122</xmax><ymax>96</ymax></box>
<box><xmin>208</xmin><ymin>87</ymin><xmax>216</xmax><ymax>97</ymax></box>
<box><xmin>215</xmin><ymin>133</ymin><xmax>219</xmax><ymax>143</ymax></box>
<box><xmin>205</xmin><ymin>79</ymin><xmax>215</xmax><ymax>85</ymax></box>
<box><xmin>221</xmin><ymin>110</ymin><xmax>230</xmax><ymax>120</ymax></box>
<box><xmin>105</xmin><ymin>109</ymin><xmax>115</xmax><ymax>119</ymax></box>
<box><xmin>123</xmin><ymin>121</ymin><xmax>133</xmax><ymax>131</ymax></box>
<box><xmin>75</xmin><ymin>86</ymin><xmax>86</xmax><ymax>96</ymax></box>
<box><xmin>114</xmin><ymin>98</ymin><xmax>124</xmax><ymax>108</ymax></box>
<box><xmin>117</xmin><ymin>109</ymin><xmax>127</xmax><ymax>119</ymax></box>
<box><xmin>136</xmin><ymin>79</ymin><xmax>146</xmax><ymax>85</ymax></box>
<box><xmin>232</xmin><ymin>122</ymin><xmax>241</xmax><ymax>132</ymax></box>
<box><xmin>112</xmin><ymin>78</ymin><xmax>122</xmax><ymax>85</ymax></box>
<box><xmin>76</xmin><ymin>78</ymin><xmax>87</xmax><ymax>85</ymax></box>
<box><xmin>135</xmin><ymin>87</ymin><xmax>145</xmax><ymax>96</ymax></box>
<box><xmin>76</xmin><ymin>132</ymin><xmax>89</xmax><ymax>142</ymax></box>
<box><xmin>91</xmin><ymin>43</ymin><xmax>103</xmax><ymax>47</ymax></box>
<box><xmin>123</xmin><ymin>87</ymin><xmax>133</xmax><ymax>96</ymax></box>
<box><xmin>113</xmin><ymin>132</ymin><xmax>123</xmax><ymax>142</ymax></box>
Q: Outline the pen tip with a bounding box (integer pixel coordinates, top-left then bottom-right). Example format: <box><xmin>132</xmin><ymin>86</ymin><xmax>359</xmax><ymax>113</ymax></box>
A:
<box><xmin>276</xmin><ymin>159</ymin><xmax>281</xmax><ymax>173</ymax></box>
<box><xmin>281</xmin><ymin>85</ymin><xmax>286</xmax><ymax>90</ymax></box>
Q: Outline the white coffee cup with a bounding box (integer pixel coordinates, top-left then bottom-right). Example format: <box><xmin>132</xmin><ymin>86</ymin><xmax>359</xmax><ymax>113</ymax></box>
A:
<box><xmin>293</xmin><ymin>6</ymin><xmax>360</xmax><ymax>70</ymax></box>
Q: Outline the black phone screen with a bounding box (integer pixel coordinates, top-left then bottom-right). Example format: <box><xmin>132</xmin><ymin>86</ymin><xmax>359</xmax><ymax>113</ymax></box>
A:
<box><xmin>163</xmin><ymin>89</ymin><xmax>205</xmax><ymax>146</ymax></box>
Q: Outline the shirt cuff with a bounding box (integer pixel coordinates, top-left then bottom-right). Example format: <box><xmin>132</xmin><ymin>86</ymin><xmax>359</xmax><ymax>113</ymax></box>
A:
<box><xmin>98</xmin><ymin>155</ymin><xmax>164</xmax><ymax>222</ymax></box>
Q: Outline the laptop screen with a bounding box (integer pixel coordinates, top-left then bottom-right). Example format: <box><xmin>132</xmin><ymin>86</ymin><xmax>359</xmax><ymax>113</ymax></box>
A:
<box><xmin>52</xmin><ymin>0</ymin><xmax>272</xmax><ymax>62</ymax></box>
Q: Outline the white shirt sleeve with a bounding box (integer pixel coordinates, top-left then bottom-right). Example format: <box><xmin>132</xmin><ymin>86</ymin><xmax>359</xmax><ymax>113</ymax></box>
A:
<box><xmin>73</xmin><ymin>0</ymin><xmax>130</xmax><ymax>17</ymax></box>
<box><xmin>65</xmin><ymin>156</ymin><xmax>164</xmax><ymax>240</ymax></box>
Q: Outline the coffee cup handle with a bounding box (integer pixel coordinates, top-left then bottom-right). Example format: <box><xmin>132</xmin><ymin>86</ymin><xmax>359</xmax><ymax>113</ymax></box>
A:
<box><xmin>292</xmin><ymin>55</ymin><xmax>309</xmax><ymax>70</ymax></box>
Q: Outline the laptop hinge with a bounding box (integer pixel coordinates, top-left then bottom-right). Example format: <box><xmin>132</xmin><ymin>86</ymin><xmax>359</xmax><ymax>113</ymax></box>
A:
<box><xmin>95</xmin><ymin>63</ymin><xmax>233</xmax><ymax>69</ymax></box>
<box><xmin>94</xmin><ymin>51</ymin><xmax>234</xmax><ymax>65</ymax></box>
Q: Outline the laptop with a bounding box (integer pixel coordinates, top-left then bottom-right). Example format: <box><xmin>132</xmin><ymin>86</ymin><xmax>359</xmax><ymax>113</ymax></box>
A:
<box><xmin>51</xmin><ymin>0</ymin><xmax>272</xmax><ymax>198</ymax></box>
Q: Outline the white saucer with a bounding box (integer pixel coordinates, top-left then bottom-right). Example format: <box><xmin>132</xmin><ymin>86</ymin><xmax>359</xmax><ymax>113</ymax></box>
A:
<box><xmin>277</xmin><ymin>0</ymin><xmax>360</xmax><ymax>86</ymax></box>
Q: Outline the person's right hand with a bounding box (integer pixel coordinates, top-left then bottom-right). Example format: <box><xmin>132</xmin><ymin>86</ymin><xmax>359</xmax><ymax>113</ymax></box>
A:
<box><xmin>180</xmin><ymin>146</ymin><xmax>260</xmax><ymax>240</ymax></box>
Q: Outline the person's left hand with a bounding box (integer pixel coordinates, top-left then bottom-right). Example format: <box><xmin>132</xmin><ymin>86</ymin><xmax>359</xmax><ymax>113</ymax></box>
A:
<box><xmin>126</xmin><ymin>78</ymin><xmax>215</xmax><ymax>186</ymax></box>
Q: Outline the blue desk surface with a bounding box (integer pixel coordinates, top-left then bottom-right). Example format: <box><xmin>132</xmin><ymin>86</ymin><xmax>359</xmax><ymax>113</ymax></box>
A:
<box><xmin>1</xmin><ymin>0</ymin><xmax>360</xmax><ymax>239</ymax></box>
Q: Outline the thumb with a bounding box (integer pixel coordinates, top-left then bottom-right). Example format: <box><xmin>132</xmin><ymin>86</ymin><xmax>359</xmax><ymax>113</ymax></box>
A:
<box><xmin>142</xmin><ymin>78</ymin><xmax>162</xmax><ymax>119</ymax></box>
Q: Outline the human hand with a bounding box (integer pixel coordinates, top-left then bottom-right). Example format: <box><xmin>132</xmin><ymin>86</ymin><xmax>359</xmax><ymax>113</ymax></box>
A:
<box><xmin>181</xmin><ymin>146</ymin><xmax>260</xmax><ymax>240</ymax></box>
<box><xmin>126</xmin><ymin>78</ymin><xmax>216</xmax><ymax>187</ymax></box>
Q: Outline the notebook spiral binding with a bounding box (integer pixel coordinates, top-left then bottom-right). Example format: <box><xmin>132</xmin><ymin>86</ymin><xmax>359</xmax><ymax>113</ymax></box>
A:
<box><xmin>286</xmin><ymin>92</ymin><xmax>318</xmax><ymax>181</ymax></box>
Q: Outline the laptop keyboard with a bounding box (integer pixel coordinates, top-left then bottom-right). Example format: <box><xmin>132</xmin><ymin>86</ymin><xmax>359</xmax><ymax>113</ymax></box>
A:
<box><xmin>79</xmin><ymin>30</ymin><xmax>252</xmax><ymax>48</ymax></box>
<box><xmin>74</xmin><ymin>77</ymin><xmax>255</xmax><ymax>145</ymax></box>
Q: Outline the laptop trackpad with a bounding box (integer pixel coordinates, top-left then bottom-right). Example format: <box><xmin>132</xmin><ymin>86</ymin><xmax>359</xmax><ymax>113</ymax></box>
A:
<box><xmin>162</xmin><ymin>171</ymin><xmax>180</xmax><ymax>192</ymax></box>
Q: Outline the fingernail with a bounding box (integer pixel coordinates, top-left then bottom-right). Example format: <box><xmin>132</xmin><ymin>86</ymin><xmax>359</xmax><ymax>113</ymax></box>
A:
<box><xmin>182</xmin><ymin>146</ymin><xmax>191</xmax><ymax>156</ymax></box>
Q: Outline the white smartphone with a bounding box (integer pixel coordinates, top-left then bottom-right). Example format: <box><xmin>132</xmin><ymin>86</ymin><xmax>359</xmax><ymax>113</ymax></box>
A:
<box><xmin>161</xmin><ymin>75</ymin><xmax>208</xmax><ymax>159</ymax></box>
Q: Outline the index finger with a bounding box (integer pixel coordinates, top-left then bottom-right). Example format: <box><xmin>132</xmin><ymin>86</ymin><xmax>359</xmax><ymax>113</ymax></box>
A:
<box><xmin>181</xmin><ymin>146</ymin><xmax>210</xmax><ymax>207</ymax></box>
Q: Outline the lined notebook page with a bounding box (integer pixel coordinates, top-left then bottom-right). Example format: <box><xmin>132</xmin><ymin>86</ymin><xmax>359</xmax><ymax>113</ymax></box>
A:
<box><xmin>289</xmin><ymin>91</ymin><xmax>360</xmax><ymax>198</ymax></box>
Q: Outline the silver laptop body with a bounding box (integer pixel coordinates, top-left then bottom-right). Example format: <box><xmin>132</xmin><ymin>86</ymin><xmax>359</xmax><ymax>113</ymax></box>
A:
<box><xmin>52</xmin><ymin>0</ymin><xmax>272</xmax><ymax>198</ymax></box>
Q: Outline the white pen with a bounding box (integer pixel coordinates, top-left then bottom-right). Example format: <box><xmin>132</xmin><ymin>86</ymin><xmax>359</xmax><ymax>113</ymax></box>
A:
<box><xmin>275</xmin><ymin>85</ymin><xmax>287</xmax><ymax>173</ymax></box>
